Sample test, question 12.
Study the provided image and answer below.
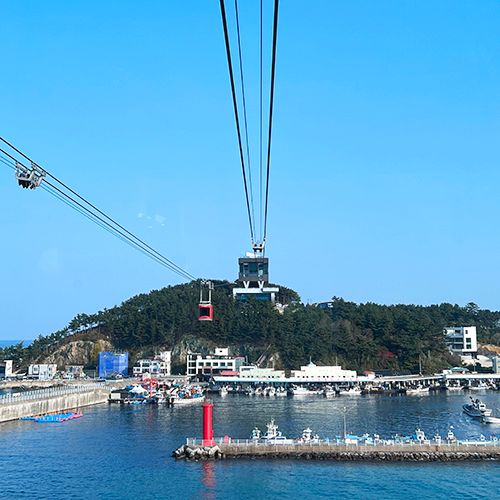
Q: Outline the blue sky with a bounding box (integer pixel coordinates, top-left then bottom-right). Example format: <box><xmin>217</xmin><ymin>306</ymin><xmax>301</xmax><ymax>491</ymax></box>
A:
<box><xmin>1</xmin><ymin>1</ymin><xmax>500</xmax><ymax>340</ymax></box>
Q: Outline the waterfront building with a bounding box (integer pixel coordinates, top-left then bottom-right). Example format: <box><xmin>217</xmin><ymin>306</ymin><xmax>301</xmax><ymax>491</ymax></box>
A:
<box><xmin>133</xmin><ymin>352</ymin><xmax>171</xmax><ymax>377</ymax></box>
<box><xmin>28</xmin><ymin>364</ymin><xmax>57</xmax><ymax>380</ymax></box>
<box><xmin>444</xmin><ymin>326</ymin><xmax>477</xmax><ymax>356</ymax></box>
<box><xmin>98</xmin><ymin>352</ymin><xmax>128</xmax><ymax>379</ymax></box>
<box><xmin>0</xmin><ymin>360</ymin><xmax>13</xmax><ymax>379</ymax></box>
<box><xmin>289</xmin><ymin>362</ymin><xmax>357</xmax><ymax>382</ymax></box>
<box><xmin>64</xmin><ymin>365</ymin><xmax>85</xmax><ymax>379</ymax></box>
<box><xmin>186</xmin><ymin>347</ymin><xmax>245</xmax><ymax>377</ymax></box>
<box><xmin>214</xmin><ymin>362</ymin><xmax>360</xmax><ymax>384</ymax></box>
<box><xmin>238</xmin><ymin>366</ymin><xmax>286</xmax><ymax>380</ymax></box>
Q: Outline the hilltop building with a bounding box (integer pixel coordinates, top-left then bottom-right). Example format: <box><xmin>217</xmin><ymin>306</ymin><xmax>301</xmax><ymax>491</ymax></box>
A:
<box><xmin>232</xmin><ymin>252</ymin><xmax>279</xmax><ymax>303</ymax></box>
<box><xmin>444</xmin><ymin>326</ymin><xmax>477</xmax><ymax>356</ymax></box>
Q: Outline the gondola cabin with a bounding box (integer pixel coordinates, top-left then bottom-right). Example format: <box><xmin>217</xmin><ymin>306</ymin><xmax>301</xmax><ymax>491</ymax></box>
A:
<box><xmin>198</xmin><ymin>303</ymin><xmax>214</xmax><ymax>321</ymax></box>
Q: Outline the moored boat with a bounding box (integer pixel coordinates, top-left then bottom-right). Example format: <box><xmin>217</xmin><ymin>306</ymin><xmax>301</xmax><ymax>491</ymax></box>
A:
<box><xmin>406</xmin><ymin>386</ymin><xmax>430</xmax><ymax>395</ymax></box>
<box><xmin>482</xmin><ymin>415</ymin><xmax>500</xmax><ymax>424</ymax></box>
<box><xmin>338</xmin><ymin>386</ymin><xmax>362</xmax><ymax>396</ymax></box>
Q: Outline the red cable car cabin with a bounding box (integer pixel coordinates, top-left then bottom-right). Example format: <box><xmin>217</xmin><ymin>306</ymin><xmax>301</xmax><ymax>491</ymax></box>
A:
<box><xmin>198</xmin><ymin>281</ymin><xmax>214</xmax><ymax>321</ymax></box>
<box><xmin>198</xmin><ymin>303</ymin><xmax>214</xmax><ymax>321</ymax></box>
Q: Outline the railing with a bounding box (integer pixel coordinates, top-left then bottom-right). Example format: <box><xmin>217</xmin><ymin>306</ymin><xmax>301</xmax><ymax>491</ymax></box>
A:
<box><xmin>185</xmin><ymin>437</ymin><xmax>500</xmax><ymax>449</ymax></box>
<box><xmin>0</xmin><ymin>383</ymin><xmax>107</xmax><ymax>405</ymax></box>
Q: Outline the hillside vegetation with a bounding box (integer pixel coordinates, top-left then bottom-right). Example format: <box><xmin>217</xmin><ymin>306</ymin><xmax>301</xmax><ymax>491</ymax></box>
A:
<box><xmin>2</xmin><ymin>281</ymin><xmax>500</xmax><ymax>374</ymax></box>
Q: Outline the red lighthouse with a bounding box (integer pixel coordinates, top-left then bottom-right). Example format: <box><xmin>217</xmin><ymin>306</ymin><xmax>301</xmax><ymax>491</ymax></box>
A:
<box><xmin>202</xmin><ymin>400</ymin><xmax>214</xmax><ymax>446</ymax></box>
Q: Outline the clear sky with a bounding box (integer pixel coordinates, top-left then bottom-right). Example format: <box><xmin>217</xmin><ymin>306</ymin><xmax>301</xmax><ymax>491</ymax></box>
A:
<box><xmin>1</xmin><ymin>1</ymin><xmax>500</xmax><ymax>341</ymax></box>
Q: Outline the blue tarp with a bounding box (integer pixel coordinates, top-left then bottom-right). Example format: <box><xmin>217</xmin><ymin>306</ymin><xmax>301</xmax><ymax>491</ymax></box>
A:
<box><xmin>98</xmin><ymin>352</ymin><xmax>128</xmax><ymax>378</ymax></box>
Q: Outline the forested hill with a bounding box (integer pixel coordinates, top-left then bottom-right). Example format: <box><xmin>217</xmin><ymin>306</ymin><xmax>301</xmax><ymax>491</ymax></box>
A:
<box><xmin>3</xmin><ymin>282</ymin><xmax>500</xmax><ymax>374</ymax></box>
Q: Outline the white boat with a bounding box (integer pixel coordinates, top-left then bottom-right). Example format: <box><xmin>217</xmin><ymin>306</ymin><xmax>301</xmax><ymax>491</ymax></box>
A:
<box><xmin>406</xmin><ymin>386</ymin><xmax>430</xmax><ymax>395</ymax></box>
<box><xmin>469</xmin><ymin>382</ymin><xmax>489</xmax><ymax>391</ymax></box>
<box><xmin>219</xmin><ymin>386</ymin><xmax>228</xmax><ymax>396</ymax></box>
<box><xmin>261</xmin><ymin>420</ymin><xmax>295</xmax><ymax>445</ymax></box>
<box><xmin>173</xmin><ymin>394</ymin><xmax>205</xmax><ymax>405</ymax></box>
<box><xmin>462</xmin><ymin>397</ymin><xmax>492</xmax><ymax>417</ymax></box>
<box><xmin>323</xmin><ymin>386</ymin><xmax>336</xmax><ymax>397</ymax></box>
<box><xmin>275</xmin><ymin>387</ymin><xmax>287</xmax><ymax>396</ymax></box>
<box><xmin>446</xmin><ymin>385</ymin><xmax>463</xmax><ymax>391</ymax></box>
<box><xmin>482</xmin><ymin>415</ymin><xmax>500</xmax><ymax>424</ymax></box>
<box><xmin>288</xmin><ymin>385</ymin><xmax>322</xmax><ymax>396</ymax></box>
<box><xmin>338</xmin><ymin>386</ymin><xmax>362</xmax><ymax>396</ymax></box>
<box><xmin>298</xmin><ymin>427</ymin><xmax>320</xmax><ymax>444</ymax></box>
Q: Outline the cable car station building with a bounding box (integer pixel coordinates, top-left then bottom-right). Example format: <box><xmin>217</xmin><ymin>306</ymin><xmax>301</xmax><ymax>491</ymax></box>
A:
<box><xmin>232</xmin><ymin>253</ymin><xmax>279</xmax><ymax>303</ymax></box>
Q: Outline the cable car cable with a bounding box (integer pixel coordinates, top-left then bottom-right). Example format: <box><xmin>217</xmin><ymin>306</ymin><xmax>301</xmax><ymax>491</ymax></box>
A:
<box><xmin>263</xmin><ymin>0</ymin><xmax>279</xmax><ymax>244</ymax></box>
<box><xmin>234</xmin><ymin>0</ymin><xmax>256</xmax><ymax>231</ymax></box>
<box><xmin>219</xmin><ymin>0</ymin><xmax>255</xmax><ymax>244</ymax></box>
<box><xmin>0</xmin><ymin>148</ymin><xmax>196</xmax><ymax>281</ymax></box>
<box><xmin>0</xmin><ymin>137</ymin><xmax>194</xmax><ymax>281</ymax></box>
<box><xmin>259</xmin><ymin>0</ymin><xmax>263</xmax><ymax>243</ymax></box>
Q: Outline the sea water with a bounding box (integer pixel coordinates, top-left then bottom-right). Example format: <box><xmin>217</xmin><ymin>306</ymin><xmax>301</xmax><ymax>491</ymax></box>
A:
<box><xmin>0</xmin><ymin>391</ymin><xmax>499</xmax><ymax>499</ymax></box>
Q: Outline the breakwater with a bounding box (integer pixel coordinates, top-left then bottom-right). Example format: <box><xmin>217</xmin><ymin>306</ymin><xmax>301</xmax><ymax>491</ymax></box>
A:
<box><xmin>173</xmin><ymin>442</ymin><xmax>500</xmax><ymax>462</ymax></box>
<box><xmin>0</xmin><ymin>383</ymin><xmax>110</xmax><ymax>422</ymax></box>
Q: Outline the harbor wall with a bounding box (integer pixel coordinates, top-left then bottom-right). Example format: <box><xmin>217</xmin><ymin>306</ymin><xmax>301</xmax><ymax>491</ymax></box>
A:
<box><xmin>174</xmin><ymin>442</ymin><xmax>500</xmax><ymax>461</ymax></box>
<box><xmin>0</xmin><ymin>389</ymin><xmax>109</xmax><ymax>423</ymax></box>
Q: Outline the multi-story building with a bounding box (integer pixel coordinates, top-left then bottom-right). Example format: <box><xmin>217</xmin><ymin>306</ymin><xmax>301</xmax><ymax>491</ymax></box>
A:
<box><xmin>444</xmin><ymin>326</ymin><xmax>477</xmax><ymax>356</ymax></box>
<box><xmin>133</xmin><ymin>352</ymin><xmax>171</xmax><ymax>377</ymax></box>
<box><xmin>186</xmin><ymin>347</ymin><xmax>245</xmax><ymax>377</ymax></box>
<box><xmin>28</xmin><ymin>364</ymin><xmax>57</xmax><ymax>380</ymax></box>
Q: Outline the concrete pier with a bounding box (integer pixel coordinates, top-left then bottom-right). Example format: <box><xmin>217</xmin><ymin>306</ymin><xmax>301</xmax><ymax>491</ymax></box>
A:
<box><xmin>174</xmin><ymin>441</ymin><xmax>500</xmax><ymax>462</ymax></box>
<box><xmin>0</xmin><ymin>384</ymin><xmax>110</xmax><ymax>423</ymax></box>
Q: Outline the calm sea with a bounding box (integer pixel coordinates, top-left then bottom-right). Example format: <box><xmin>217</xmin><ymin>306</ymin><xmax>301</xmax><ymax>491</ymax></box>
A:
<box><xmin>0</xmin><ymin>391</ymin><xmax>499</xmax><ymax>499</ymax></box>
<box><xmin>0</xmin><ymin>340</ymin><xmax>28</xmax><ymax>348</ymax></box>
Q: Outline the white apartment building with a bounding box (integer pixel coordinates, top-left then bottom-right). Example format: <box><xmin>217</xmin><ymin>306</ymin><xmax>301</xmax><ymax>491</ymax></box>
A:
<box><xmin>133</xmin><ymin>351</ymin><xmax>171</xmax><ymax>377</ymax></box>
<box><xmin>444</xmin><ymin>326</ymin><xmax>478</xmax><ymax>355</ymax></box>
<box><xmin>28</xmin><ymin>364</ymin><xmax>57</xmax><ymax>380</ymax></box>
<box><xmin>186</xmin><ymin>347</ymin><xmax>245</xmax><ymax>377</ymax></box>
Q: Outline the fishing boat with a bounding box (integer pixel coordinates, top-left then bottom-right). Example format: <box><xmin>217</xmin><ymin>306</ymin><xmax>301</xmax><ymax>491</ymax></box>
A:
<box><xmin>261</xmin><ymin>420</ymin><xmax>295</xmax><ymax>444</ymax></box>
<box><xmin>338</xmin><ymin>386</ymin><xmax>362</xmax><ymax>396</ymax></box>
<box><xmin>275</xmin><ymin>387</ymin><xmax>287</xmax><ymax>396</ymax></box>
<box><xmin>173</xmin><ymin>393</ymin><xmax>205</xmax><ymax>405</ymax></box>
<box><xmin>323</xmin><ymin>386</ymin><xmax>336</xmax><ymax>397</ymax></box>
<box><xmin>298</xmin><ymin>427</ymin><xmax>320</xmax><ymax>443</ymax></box>
<box><xmin>468</xmin><ymin>382</ymin><xmax>489</xmax><ymax>391</ymax></box>
<box><xmin>446</xmin><ymin>384</ymin><xmax>463</xmax><ymax>392</ymax></box>
<box><xmin>462</xmin><ymin>397</ymin><xmax>492</xmax><ymax>418</ymax></box>
<box><xmin>406</xmin><ymin>386</ymin><xmax>430</xmax><ymax>395</ymax></box>
<box><xmin>288</xmin><ymin>385</ymin><xmax>321</xmax><ymax>396</ymax></box>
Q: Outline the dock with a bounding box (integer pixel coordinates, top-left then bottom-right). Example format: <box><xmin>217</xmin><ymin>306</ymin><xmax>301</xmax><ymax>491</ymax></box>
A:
<box><xmin>174</xmin><ymin>440</ymin><xmax>500</xmax><ymax>462</ymax></box>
